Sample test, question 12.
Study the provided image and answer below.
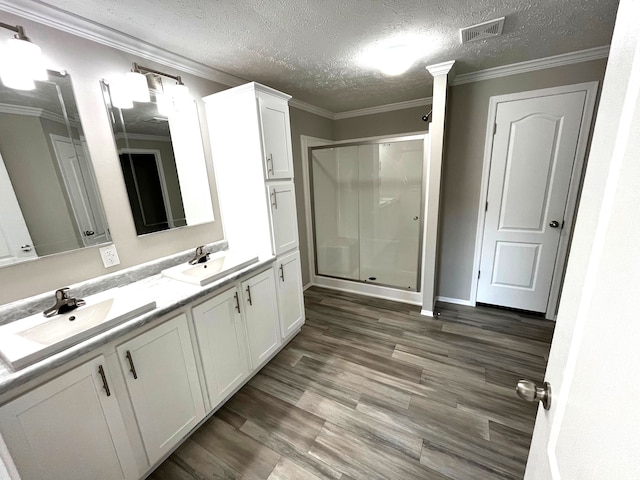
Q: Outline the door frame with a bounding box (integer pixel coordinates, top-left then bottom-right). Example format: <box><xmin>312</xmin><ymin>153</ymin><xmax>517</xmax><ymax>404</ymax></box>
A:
<box><xmin>118</xmin><ymin>148</ymin><xmax>176</xmax><ymax>229</ymax></box>
<box><xmin>469</xmin><ymin>82</ymin><xmax>599</xmax><ymax>319</ymax></box>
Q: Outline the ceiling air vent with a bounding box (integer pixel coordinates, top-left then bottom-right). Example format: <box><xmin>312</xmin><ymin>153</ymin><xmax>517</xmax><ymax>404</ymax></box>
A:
<box><xmin>460</xmin><ymin>17</ymin><xmax>505</xmax><ymax>44</ymax></box>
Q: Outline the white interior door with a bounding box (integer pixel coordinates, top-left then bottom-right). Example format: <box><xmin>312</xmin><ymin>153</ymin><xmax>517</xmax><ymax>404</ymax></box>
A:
<box><xmin>0</xmin><ymin>150</ymin><xmax>37</xmax><ymax>265</ymax></box>
<box><xmin>51</xmin><ymin>135</ymin><xmax>108</xmax><ymax>246</ymax></box>
<box><xmin>525</xmin><ymin>2</ymin><xmax>640</xmax><ymax>477</ymax></box>
<box><xmin>477</xmin><ymin>91</ymin><xmax>587</xmax><ymax>313</ymax></box>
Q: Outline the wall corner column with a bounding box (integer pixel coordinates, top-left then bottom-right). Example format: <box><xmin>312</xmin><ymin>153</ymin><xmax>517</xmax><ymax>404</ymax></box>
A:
<box><xmin>421</xmin><ymin>60</ymin><xmax>455</xmax><ymax>317</ymax></box>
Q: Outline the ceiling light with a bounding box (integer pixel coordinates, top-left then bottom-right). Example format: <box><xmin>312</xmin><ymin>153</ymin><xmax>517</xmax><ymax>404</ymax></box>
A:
<box><xmin>125</xmin><ymin>71</ymin><xmax>150</xmax><ymax>102</ymax></box>
<box><xmin>377</xmin><ymin>44</ymin><xmax>418</xmax><ymax>76</ymax></box>
<box><xmin>0</xmin><ymin>23</ymin><xmax>48</xmax><ymax>90</ymax></box>
<box><xmin>108</xmin><ymin>75</ymin><xmax>133</xmax><ymax>109</ymax></box>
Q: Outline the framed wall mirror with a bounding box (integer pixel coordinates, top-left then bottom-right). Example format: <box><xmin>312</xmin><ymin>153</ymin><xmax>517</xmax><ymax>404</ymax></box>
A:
<box><xmin>101</xmin><ymin>75</ymin><xmax>214</xmax><ymax>236</ymax></box>
<box><xmin>0</xmin><ymin>70</ymin><xmax>110</xmax><ymax>267</ymax></box>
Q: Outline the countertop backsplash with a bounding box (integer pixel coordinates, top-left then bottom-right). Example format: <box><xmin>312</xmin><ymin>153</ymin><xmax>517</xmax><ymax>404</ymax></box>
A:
<box><xmin>0</xmin><ymin>240</ymin><xmax>228</xmax><ymax>326</ymax></box>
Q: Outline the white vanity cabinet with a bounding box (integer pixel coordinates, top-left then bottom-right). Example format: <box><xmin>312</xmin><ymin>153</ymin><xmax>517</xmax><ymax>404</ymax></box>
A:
<box><xmin>192</xmin><ymin>287</ymin><xmax>250</xmax><ymax>408</ymax></box>
<box><xmin>0</xmin><ymin>356</ymin><xmax>137</xmax><ymax>480</ymax></box>
<box><xmin>269</xmin><ymin>181</ymin><xmax>299</xmax><ymax>255</ymax></box>
<box><xmin>275</xmin><ymin>250</ymin><xmax>305</xmax><ymax>339</ymax></box>
<box><xmin>240</xmin><ymin>268</ymin><xmax>282</xmax><ymax>368</ymax></box>
<box><xmin>116</xmin><ymin>314</ymin><xmax>205</xmax><ymax>465</ymax></box>
<box><xmin>258</xmin><ymin>91</ymin><xmax>294</xmax><ymax>179</ymax></box>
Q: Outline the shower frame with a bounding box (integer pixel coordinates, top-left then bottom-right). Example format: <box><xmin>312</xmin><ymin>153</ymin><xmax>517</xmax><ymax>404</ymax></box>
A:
<box><xmin>306</xmin><ymin>133</ymin><xmax>429</xmax><ymax>305</ymax></box>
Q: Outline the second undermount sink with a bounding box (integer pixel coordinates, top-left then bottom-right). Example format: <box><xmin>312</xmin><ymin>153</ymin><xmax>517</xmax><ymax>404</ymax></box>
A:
<box><xmin>0</xmin><ymin>291</ymin><xmax>156</xmax><ymax>370</ymax></box>
<box><xmin>162</xmin><ymin>250</ymin><xmax>259</xmax><ymax>286</ymax></box>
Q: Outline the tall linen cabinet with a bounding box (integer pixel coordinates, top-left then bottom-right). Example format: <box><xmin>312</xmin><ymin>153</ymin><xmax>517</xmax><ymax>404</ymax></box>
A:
<box><xmin>204</xmin><ymin>82</ymin><xmax>305</xmax><ymax>341</ymax></box>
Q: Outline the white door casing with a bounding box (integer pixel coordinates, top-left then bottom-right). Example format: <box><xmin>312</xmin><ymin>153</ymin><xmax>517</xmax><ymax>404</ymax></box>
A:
<box><xmin>0</xmin><ymin>151</ymin><xmax>37</xmax><ymax>265</ymax></box>
<box><xmin>525</xmin><ymin>1</ymin><xmax>640</xmax><ymax>477</ymax></box>
<box><xmin>473</xmin><ymin>83</ymin><xmax>598</xmax><ymax>317</ymax></box>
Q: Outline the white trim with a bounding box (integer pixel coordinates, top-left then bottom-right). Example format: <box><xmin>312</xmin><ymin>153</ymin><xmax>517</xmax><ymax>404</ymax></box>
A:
<box><xmin>115</xmin><ymin>133</ymin><xmax>171</xmax><ymax>143</ymax></box>
<box><xmin>453</xmin><ymin>46</ymin><xmax>610</xmax><ymax>86</ymax></box>
<box><xmin>311</xmin><ymin>278</ymin><xmax>422</xmax><ymax>306</ymax></box>
<box><xmin>303</xmin><ymin>282</ymin><xmax>313</xmax><ymax>291</ymax></box>
<box><xmin>469</xmin><ymin>81</ymin><xmax>600</xmax><ymax>319</ymax></box>
<box><xmin>420</xmin><ymin>309</ymin><xmax>434</xmax><ymax>317</ymax></box>
<box><xmin>426</xmin><ymin>60</ymin><xmax>456</xmax><ymax>77</ymax></box>
<box><xmin>333</xmin><ymin>97</ymin><xmax>433</xmax><ymax>120</ymax></box>
<box><xmin>435</xmin><ymin>296</ymin><xmax>474</xmax><ymax>307</ymax></box>
<box><xmin>289</xmin><ymin>99</ymin><xmax>335</xmax><ymax>120</ymax></box>
<box><xmin>0</xmin><ymin>103</ymin><xmax>70</xmax><ymax>125</ymax></box>
<box><xmin>0</xmin><ymin>0</ymin><xmax>246</xmax><ymax>88</ymax></box>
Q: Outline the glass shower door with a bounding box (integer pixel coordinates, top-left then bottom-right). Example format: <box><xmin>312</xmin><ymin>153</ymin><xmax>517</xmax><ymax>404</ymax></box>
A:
<box><xmin>311</xmin><ymin>137</ymin><xmax>424</xmax><ymax>291</ymax></box>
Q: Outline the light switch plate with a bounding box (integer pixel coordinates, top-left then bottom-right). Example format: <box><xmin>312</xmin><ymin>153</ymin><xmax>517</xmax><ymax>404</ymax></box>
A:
<box><xmin>99</xmin><ymin>244</ymin><xmax>120</xmax><ymax>268</ymax></box>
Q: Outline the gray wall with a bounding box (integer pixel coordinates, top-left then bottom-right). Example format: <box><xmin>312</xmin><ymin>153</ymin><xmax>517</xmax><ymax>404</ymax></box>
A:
<box><xmin>0</xmin><ymin>12</ymin><xmax>228</xmax><ymax>305</ymax></box>
<box><xmin>334</xmin><ymin>106</ymin><xmax>429</xmax><ymax>140</ymax></box>
<box><xmin>438</xmin><ymin>58</ymin><xmax>608</xmax><ymax>301</ymax></box>
<box><xmin>289</xmin><ymin>107</ymin><xmax>334</xmax><ymax>285</ymax></box>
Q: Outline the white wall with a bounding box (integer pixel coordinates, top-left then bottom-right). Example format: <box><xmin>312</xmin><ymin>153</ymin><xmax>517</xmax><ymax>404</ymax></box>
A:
<box><xmin>0</xmin><ymin>11</ymin><xmax>228</xmax><ymax>304</ymax></box>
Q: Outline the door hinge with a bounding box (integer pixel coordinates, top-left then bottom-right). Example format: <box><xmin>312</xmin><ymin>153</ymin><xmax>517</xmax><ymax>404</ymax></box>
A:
<box><xmin>478</xmin><ymin>270</ymin><xmax>481</xmax><ymax>279</ymax></box>
<box><xmin>493</xmin><ymin>123</ymin><xmax>497</xmax><ymax>135</ymax></box>
<box><xmin>485</xmin><ymin>201</ymin><xmax>488</xmax><ymax>212</ymax></box>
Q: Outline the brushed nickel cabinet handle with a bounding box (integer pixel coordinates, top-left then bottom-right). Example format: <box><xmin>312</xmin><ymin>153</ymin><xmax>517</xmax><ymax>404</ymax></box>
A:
<box><xmin>246</xmin><ymin>285</ymin><xmax>253</xmax><ymax>306</ymax></box>
<box><xmin>267</xmin><ymin>154</ymin><xmax>274</xmax><ymax>175</ymax></box>
<box><xmin>234</xmin><ymin>291</ymin><xmax>241</xmax><ymax>313</ymax></box>
<box><xmin>271</xmin><ymin>190</ymin><xmax>278</xmax><ymax>209</ymax></box>
<box><xmin>98</xmin><ymin>365</ymin><xmax>111</xmax><ymax>397</ymax></box>
<box><xmin>125</xmin><ymin>350</ymin><xmax>138</xmax><ymax>379</ymax></box>
<box><xmin>279</xmin><ymin>264</ymin><xmax>285</xmax><ymax>281</ymax></box>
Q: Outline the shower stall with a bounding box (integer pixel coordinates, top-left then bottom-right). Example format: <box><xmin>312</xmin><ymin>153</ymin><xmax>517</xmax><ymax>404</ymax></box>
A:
<box><xmin>309</xmin><ymin>135</ymin><xmax>427</xmax><ymax>298</ymax></box>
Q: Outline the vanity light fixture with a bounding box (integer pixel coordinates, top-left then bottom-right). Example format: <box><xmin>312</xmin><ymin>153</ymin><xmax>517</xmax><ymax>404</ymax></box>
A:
<box><xmin>0</xmin><ymin>22</ymin><xmax>47</xmax><ymax>90</ymax></box>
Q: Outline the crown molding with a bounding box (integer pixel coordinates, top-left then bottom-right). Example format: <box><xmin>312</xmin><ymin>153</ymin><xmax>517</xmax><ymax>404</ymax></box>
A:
<box><xmin>0</xmin><ymin>102</ymin><xmax>74</xmax><ymax>126</ymax></box>
<box><xmin>334</xmin><ymin>97</ymin><xmax>433</xmax><ymax>120</ymax></box>
<box><xmin>426</xmin><ymin>60</ymin><xmax>456</xmax><ymax>77</ymax></box>
<box><xmin>453</xmin><ymin>46</ymin><xmax>610</xmax><ymax>86</ymax></box>
<box><xmin>289</xmin><ymin>99</ymin><xmax>335</xmax><ymax>119</ymax></box>
<box><xmin>0</xmin><ymin>0</ymin><xmax>246</xmax><ymax>88</ymax></box>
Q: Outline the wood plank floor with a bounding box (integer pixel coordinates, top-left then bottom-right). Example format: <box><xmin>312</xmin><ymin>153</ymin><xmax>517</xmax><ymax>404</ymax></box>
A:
<box><xmin>148</xmin><ymin>287</ymin><xmax>554</xmax><ymax>480</ymax></box>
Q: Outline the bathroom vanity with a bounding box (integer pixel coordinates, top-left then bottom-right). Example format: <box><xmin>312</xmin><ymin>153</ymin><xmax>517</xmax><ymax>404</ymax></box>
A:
<box><xmin>0</xmin><ymin>82</ymin><xmax>306</xmax><ymax>480</ymax></box>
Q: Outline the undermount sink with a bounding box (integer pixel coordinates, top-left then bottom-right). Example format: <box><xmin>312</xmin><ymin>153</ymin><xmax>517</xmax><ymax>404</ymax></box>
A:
<box><xmin>0</xmin><ymin>292</ymin><xmax>156</xmax><ymax>370</ymax></box>
<box><xmin>162</xmin><ymin>250</ymin><xmax>259</xmax><ymax>286</ymax></box>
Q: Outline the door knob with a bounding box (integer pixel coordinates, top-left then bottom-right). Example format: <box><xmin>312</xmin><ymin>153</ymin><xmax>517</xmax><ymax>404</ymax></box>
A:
<box><xmin>549</xmin><ymin>220</ymin><xmax>560</xmax><ymax>228</ymax></box>
<box><xmin>516</xmin><ymin>379</ymin><xmax>552</xmax><ymax>410</ymax></box>
<box><xmin>85</xmin><ymin>230</ymin><xmax>95</xmax><ymax>236</ymax></box>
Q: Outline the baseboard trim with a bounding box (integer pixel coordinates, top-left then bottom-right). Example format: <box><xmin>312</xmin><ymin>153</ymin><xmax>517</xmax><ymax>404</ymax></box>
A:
<box><xmin>435</xmin><ymin>296</ymin><xmax>474</xmax><ymax>307</ymax></box>
<box><xmin>303</xmin><ymin>282</ymin><xmax>313</xmax><ymax>291</ymax></box>
<box><xmin>420</xmin><ymin>309</ymin><xmax>434</xmax><ymax>317</ymax></box>
<box><xmin>309</xmin><ymin>278</ymin><xmax>422</xmax><ymax>305</ymax></box>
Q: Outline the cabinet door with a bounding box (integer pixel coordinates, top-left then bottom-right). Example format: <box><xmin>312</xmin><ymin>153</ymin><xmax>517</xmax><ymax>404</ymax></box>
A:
<box><xmin>193</xmin><ymin>288</ymin><xmax>250</xmax><ymax>408</ymax></box>
<box><xmin>269</xmin><ymin>182</ymin><xmax>299</xmax><ymax>255</ymax></box>
<box><xmin>241</xmin><ymin>269</ymin><xmax>282</xmax><ymax>368</ymax></box>
<box><xmin>117</xmin><ymin>314</ymin><xmax>205</xmax><ymax>464</ymax></box>
<box><xmin>259</xmin><ymin>93</ymin><xmax>293</xmax><ymax>179</ymax></box>
<box><xmin>275</xmin><ymin>250</ymin><xmax>306</xmax><ymax>339</ymax></box>
<box><xmin>0</xmin><ymin>356</ymin><xmax>137</xmax><ymax>480</ymax></box>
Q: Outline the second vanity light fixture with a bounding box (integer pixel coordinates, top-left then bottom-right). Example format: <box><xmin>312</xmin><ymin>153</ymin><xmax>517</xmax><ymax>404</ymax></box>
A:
<box><xmin>108</xmin><ymin>62</ymin><xmax>191</xmax><ymax>114</ymax></box>
<box><xmin>0</xmin><ymin>22</ymin><xmax>48</xmax><ymax>90</ymax></box>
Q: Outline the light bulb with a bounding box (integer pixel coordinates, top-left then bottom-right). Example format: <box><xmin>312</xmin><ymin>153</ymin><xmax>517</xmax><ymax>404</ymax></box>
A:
<box><xmin>0</xmin><ymin>38</ymin><xmax>48</xmax><ymax>90</ymax></box>
<box><xmin>126</xmin><ymin>71</ymin><xmax>150</xmax><ymax>102</ymax></box>
<box><xmin>170</xmin><ymin>83</ymin><xmax>191</xmax><ymax>110</ymax></box>
<box><xmin>108</xmin><ymin>75</ymin><xmax>133</xmax><ymax>109</ymax></box>
<box><xmin>156</xmin><ymin>93</ymin><xmax>174</xmax><ymax>117</ymax></box>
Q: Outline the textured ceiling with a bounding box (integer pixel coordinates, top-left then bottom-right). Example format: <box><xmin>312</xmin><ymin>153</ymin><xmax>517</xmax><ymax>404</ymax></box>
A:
<box><xmin>34</xmin><ymin>0</ymin><xmax>619</xmax><ymax>112</ymax></box>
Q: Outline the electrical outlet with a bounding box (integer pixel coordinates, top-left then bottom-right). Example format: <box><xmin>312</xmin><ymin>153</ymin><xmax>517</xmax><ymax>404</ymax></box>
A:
<box><xmin>99</xmin><ymin>244</ymin><xmax>120</xmax><ymax>268</ymax></box>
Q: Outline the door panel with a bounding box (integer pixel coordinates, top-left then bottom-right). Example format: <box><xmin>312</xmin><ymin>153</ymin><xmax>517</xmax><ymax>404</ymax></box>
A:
<box><xmin>477</xmin><ymin>91</ymin><xmax>586</xmax><ymax>312</ymax></box>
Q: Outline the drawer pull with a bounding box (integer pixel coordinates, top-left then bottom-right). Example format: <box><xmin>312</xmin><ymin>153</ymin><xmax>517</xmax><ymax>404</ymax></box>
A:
<box><xmin>234</xmin><ymin>291</ymin><xmax>241</xmax><ymax>313</ymax></box>
<box><xmin>98</xmin><ymin>365</ymin><xmax>111</xmax><ymax>397</ymax></box>
<box><xmin>125</xmin><ymin>350</ymin><xmax>138</xmax><ymax>379</ymax></box>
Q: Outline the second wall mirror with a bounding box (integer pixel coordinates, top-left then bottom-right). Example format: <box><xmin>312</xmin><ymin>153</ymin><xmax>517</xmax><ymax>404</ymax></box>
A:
<box><xmin>101</xmin><ymin>69</ymin><xmax>214</xmax><ymax>236</ymax></box>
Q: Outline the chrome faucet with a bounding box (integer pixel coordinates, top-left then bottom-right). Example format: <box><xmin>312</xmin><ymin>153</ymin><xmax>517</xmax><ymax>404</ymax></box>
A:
<box><xmin>43</xmin><ymin>288</ymin><xmax>86</xmax><ymax>317</ymax></box>
<box><xmin>188</xmin><ymin>246</ymin><xmax>210</xmax><ymax>265</ymax></box>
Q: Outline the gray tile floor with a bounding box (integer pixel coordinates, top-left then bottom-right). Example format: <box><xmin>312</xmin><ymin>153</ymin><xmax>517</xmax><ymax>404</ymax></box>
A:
<box><xmin>149</xmin><ymin>287</ymin><xmax>554</xmax><ymax>479</ymax></box>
